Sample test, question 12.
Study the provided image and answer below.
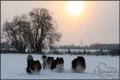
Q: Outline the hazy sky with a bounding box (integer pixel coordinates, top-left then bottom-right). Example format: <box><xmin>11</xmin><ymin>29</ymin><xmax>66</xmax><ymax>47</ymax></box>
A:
<box><xmin>1</xmin><ymin>1</ymin><xmax>119</xmax><ymax>45</ymax></box>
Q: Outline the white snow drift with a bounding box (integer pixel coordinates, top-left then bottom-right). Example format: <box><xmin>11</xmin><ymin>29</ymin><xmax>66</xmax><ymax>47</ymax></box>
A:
<box><xmin>1</xmin><ymin>54</ymin><xmax>119</xmax><ymax>79</ymax></box>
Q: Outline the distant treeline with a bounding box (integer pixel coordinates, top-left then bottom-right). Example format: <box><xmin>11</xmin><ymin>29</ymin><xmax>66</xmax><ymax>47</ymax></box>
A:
<box><xmin>1</xmin><ymin>41</ymin><xmax>119</xmax><ymax>50</ymax></box>
<box><xmin>53</xmin><ymin>43</ymin><xmax>119</xmax><ymax>50</ymax></box>
<box><xmin>1</xmin><ymin>41</ymin><xmax>119</xmax><ymax>56</ymax></box>
<box><xmin>50</xmin><ymin>48</ymin><xmax>119</xmax><ymax>56</ymax></box>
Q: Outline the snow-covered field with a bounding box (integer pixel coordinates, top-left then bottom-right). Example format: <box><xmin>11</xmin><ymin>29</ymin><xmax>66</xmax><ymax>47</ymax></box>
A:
<box><xmin>1</xmin><ymin>54</ymin><xmax>119</xmax><ymax>79</ymax></box>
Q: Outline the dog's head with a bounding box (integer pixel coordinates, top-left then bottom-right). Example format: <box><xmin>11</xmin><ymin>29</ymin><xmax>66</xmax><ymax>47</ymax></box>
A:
<box><xmin>59</xmin><ymin>57</ymin><xmax>64</xmax><ymax>64</ymax></box>
<box><xmin>77</xmin><ymin>56</ymin><xmax>85</xmax><ymax>67</ymax></box>
<box><xmin>47</xmin><ymin>56</ymin><xmax>54</xmax><ymax>64</ymax></box>
<box><xmin>32</xmin><ymin>60</ymin><xmax>41</xmax><ymax>72</ymax></box>
<box><xmin>55</xmin><ymin>57</ymin><xmax>64</xmax><ymax>65</ymax></box>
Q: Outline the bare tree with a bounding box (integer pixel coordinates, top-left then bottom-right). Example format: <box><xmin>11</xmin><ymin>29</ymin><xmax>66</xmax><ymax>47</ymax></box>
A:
<box><xmin>2</xmin><ymin>15</ymin><xmax>29</xmax><ymax>53</ymax></box>
<box><xmin>2</xmin><ymin>8</ymin><xmax>61</xmax><ymax>53</ymax></box>
<box><xmin>28</xmin><ymin>8</ymin><xmax>61</xmax><ymax>53</ymax></box>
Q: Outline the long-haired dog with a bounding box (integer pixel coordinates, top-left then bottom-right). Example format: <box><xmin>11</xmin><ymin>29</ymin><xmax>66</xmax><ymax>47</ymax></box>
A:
<box><xmin>45</xmin><ymin>56</ymin><xmax>54</xmax><ymax>69</ymax></box>
<box><xmin>26</xmin><ymin>55</ymin><xmax>41</xmax><ymax>74</ymax></box>
<box><xmin>51</xmin><ymin>57</ymin><xmax>64</xmax><ymax>72</ymax></box>
<box><xmin>71</xmin><ymin>56</ymin><xmax>86</xmax><ymax>72</ymax></box>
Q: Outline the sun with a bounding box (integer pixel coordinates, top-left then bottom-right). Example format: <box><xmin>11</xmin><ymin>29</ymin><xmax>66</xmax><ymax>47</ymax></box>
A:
<box><xmin>67</xmin><ymin>1</ymin><xmax>84</xmax><ymax>16</ymax></box>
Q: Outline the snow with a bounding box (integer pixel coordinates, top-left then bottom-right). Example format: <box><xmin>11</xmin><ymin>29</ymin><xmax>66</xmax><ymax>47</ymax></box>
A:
<box><xmin>1</xmin><ymin>54</ymin><xmax>119</xmax><ymax>79</ymax></box>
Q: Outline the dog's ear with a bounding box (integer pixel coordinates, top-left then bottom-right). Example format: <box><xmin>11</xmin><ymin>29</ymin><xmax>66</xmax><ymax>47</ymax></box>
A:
<box><xmin>37</xmin><ymin>60</ymin><xmax>39</xmax><ymax>62</ymax></box>
<box><xmin>36</xmin><ymin>60</ymin><xmax>42</xmax><ymax>67</ymax></box>
<box><xmin>60</xmin><ymin>57</ymin><xmax>64</xmax><ymax>63</ymax></box>
<box><xmin>52</xmin><ymin>57</ymin><xmax>54</xmax><ymax>60</ymax></box>
<box><xmin>60</xmin><ymin>57</ymin><xmax>63</xmax><ymax>60</ymax></box>
<box><xmin>55</xmin><ymin>57</ymin><xmax>59</xmax><ymax>62</ymax></box>
<box><xmin>47</xmin><ymin>57</ymin><xmax>50</xmax><ymax>59</ymax></box>
<box><xmin>47</xmin><ymin>57</ymin><xmax>50</xmax><ymax>61</ymax></box>
<box><xmin>77</xmin><ymin>56</ymin><xmax>80</xmax><ymax>58</ymax></box>
<box><xmin>37</xmin><ymin>60</ymin><xmax>41</xmax><ymax>63</ymax></box>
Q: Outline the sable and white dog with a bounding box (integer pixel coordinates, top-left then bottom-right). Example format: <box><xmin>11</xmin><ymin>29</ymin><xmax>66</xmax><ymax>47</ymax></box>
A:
<box><xmin>46</xmin><ymin>56</ymin><xmax>54</xmax><ymax>69</ymax></box>
<box><xmin>42</xmin><ymin>56</ymin><xmax>54</xmax><ymax>69</ymax></box>
<box><xmin>26</xmin><ymin>55</ymin><xmax>41</xmax><ymax>74</ymax></box>
<box><xmin>71</xmin><ymin>56</ymin><xmax>86</xmax><ymax>72</ymax></box>
<box><xmin>51</xmin><ymin>57</ymin><xmax>64</xmax><ymax>72</ymax></box>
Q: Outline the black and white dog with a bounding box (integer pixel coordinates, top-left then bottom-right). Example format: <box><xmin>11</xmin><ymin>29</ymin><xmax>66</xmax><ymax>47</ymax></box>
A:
<box><xmin>71</xmin><ymin>56</ymin><xmax>86</xmax><ymax>72</ymax></box>
<box><xmin>26</xmin><ymin>55</ymin><xmax>41</xmax><ymax>74</ymax></box>
<box><xmin>51</xmin><ymin>57</ymin><xmax>64</xmax><ymax>72</ymax></box>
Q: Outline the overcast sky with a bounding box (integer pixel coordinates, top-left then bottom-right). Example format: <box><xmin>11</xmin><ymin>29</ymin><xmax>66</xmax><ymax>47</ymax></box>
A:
<box><xmin>1</xmin><ymin>1</ymin><xmax>119</xmax><ymax>45</ymax></box>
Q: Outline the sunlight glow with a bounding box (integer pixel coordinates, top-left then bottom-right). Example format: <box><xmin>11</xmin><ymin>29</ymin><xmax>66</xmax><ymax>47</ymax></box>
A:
<box><xmin>67</xmin><ymin>1</ymin><xmax>84</xmax><ymax>16</ymax></box>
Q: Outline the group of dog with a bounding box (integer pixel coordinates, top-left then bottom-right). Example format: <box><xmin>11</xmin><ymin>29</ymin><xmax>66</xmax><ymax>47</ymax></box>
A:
<box><xmin>26</xmin><ymin>54</ymin><xmax>86</xmax><ymax>74</ymax></box>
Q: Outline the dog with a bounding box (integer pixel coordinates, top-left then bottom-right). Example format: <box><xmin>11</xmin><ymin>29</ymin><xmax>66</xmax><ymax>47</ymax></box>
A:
<box><xmin>45</xmin><ymin>56</ymin><xmax>54</xmax><ymax>69</ymax></box>
<box><xmin>51</xmin><ymin>57</ymin><xmax>64</xmax><ymax>72</ymax></box>
<box><xmin>26</xmin><ymin>55</ymin><xmax>41</xmax><ymax>74</ymax></box>
<box><xmin>71</xmin><ymin>56</ymin><xmax>86</xmax><ymax>72</ymax></box>
<box><xmin>41</xmin><ymin>55</ymin><xmax>47</xmax><ymax>69</ymax></box>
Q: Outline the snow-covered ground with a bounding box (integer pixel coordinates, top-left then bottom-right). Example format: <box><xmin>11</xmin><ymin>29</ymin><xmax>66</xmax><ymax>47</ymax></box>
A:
<box><xmin>1</xmin><ymin>54</ymin><xmax>119</xmax><ymax>79</ymax></box>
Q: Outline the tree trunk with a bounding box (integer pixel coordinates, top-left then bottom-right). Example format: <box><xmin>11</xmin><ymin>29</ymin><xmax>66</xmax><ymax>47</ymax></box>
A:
<box><xmin>17</xmin><ymin>47</ymin><xmax>26</xmax><ymax>53</ymax></box>
<box><xmin>35</xmin><ymin>44</ymin><xmax>43</xmax><ymax>54</ymax></box>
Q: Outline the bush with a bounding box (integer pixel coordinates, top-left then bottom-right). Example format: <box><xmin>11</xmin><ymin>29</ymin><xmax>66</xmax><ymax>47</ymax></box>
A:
<box><xmin>109</xmin><ymin>49</ymin><xmax>120</xmax><ymax>56</ymax></box>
